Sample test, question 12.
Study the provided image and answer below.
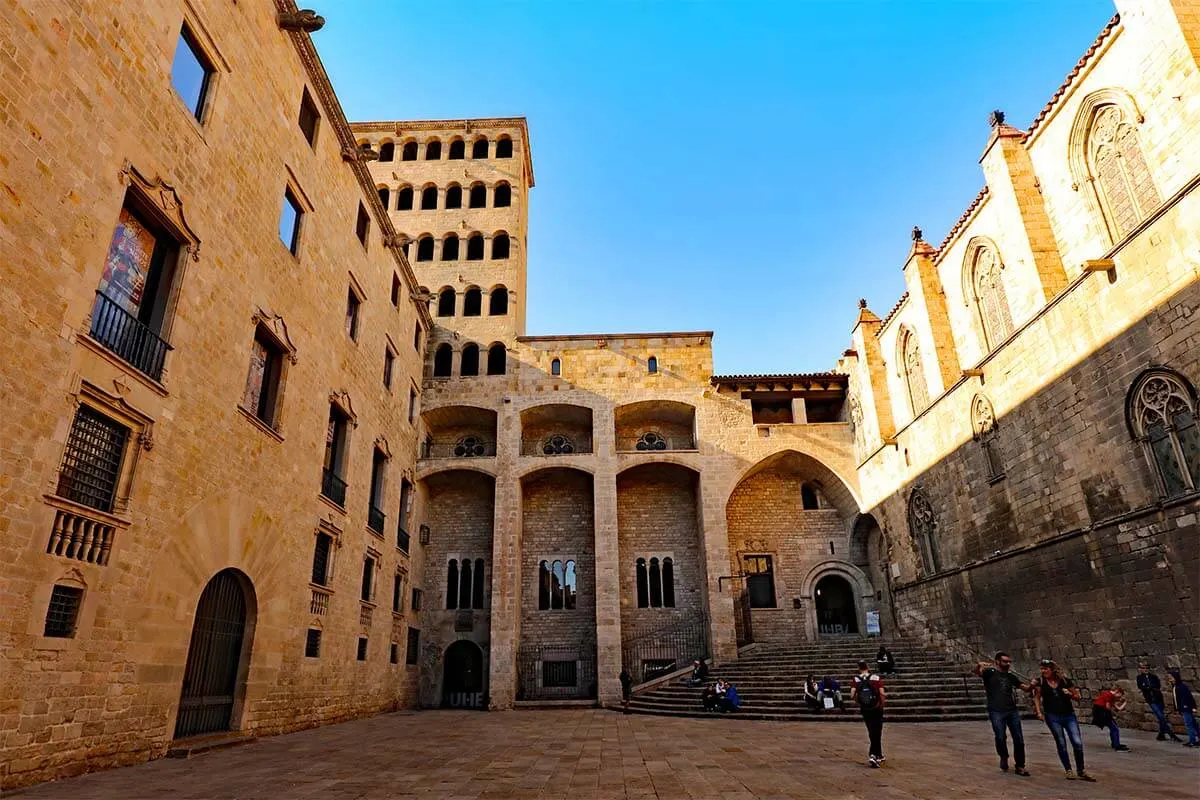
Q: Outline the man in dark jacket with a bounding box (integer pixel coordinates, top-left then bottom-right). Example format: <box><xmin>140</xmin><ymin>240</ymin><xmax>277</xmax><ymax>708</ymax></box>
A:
<box><xmin>1167</xmin><ymin>671</ymin><xmax>1199</xmax><ymax>747</ymax></box>
<box><xmin>1138</xmin><ymin>662</ymin><xmax>1181</xmax><ymax>742</ymax></box>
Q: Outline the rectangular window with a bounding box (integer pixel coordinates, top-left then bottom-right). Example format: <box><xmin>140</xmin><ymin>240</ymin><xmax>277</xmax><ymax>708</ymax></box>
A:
<box><xmin>242</xmin><ymin>326</ymin><xmax>284</xmax><ymax>427</ymax></box>
<box><xmin>390</xmin><ymin>642</ymin><xmax>399</xmax><ymax>664</ymax></box>
<box><xmin>397</xmin><ymin>479</ymin><xmax>412</xmax><ymax>549</ymax></box>
<box><xmin>408</xmin><ymin>388</ymin><xmax>417</xmax><ymax>424</ymax></box>
<box><xmin>406</xmin><ymin>628</ymin><xmax>419</xmax><ymax>664</ymax></box>
<box><xmin>357</xmin><ymin>636</ymin><xmax>368</xmax><ymax>661</ymax></box>
<box><xmin>542</xmin><ymin>660</ymin><xmax>578</xmax><ymax>688</ymax></box>
<box><xmin>411</xmin><ymin>588</ymin><xmax>422</xmax><ymax>611</ymax></box>
<box><xmin>744</xmin><ymin>555</ymin><xmax>776</xmax><ymax>608</ymax></box>
<box><xmin>93</xmin><ymin>202</ymin><xmax>180</xmax><ymax>380</ymax></box>
<box><xmin>311</xmin><ymin>532</ymin><xmax>332</xmax><ymax>586</ymax></box>
<box><xmin>751</xmin><ymin>398</ymin><xmax>793</xmax><ymax>425</ymax></box>
<box><xmin>384</xmin><ymin>347</ymin><xmax>395</xmax><ymax>389</ymax></box>
<box><xmin>392</xmin><ymin>573</ymin><xmax>404</xmax><ymax>612</ymax></box>
<box><xmin>280</xmin><ymin>187</ymin><xmax>303</xmax><ymax>255</ymax></box>
<box><xmin>361</xmin><ymin>556</ymin><xmax>376</xmax><ymax>602</ymax></box>
<box><xmin>355</xmin><ymin>203</ymin><xmax>370</xmax><ymax>247</ymax></box>
<box><xmin>391</xmin><ymin>274</ymin><xmax>401</xmax><ymax>307</ymax></box>
<box><xmin>413</xmin><ymin>321</ymin><xmax>422</xmax><ymax>351</ymax></box>
<box><xmin>298</xmin><ymin>87</ymin><xmax>319</xmax><ymax>146</ymax></box>
<box><xmin>345</xmin><ymin>287</ymin><xmax>361</xmax><ymax>341</ymax></box>
<box><xmin>321</xmin><ymin>404</ymin><xmax>350</xmax><ymax>506</ymax></box>
<box><xmin>171</xmin><ymin>24</ymin><xmax>214</xmax><ymax>122</ymax></box>
<box><xmin>57</xmin><ymin>405</ymin><xmax>130</xmax><ymax>513</ymax></box>
<box><xmin>304</xmin><ymin>628</ymin><xmax>321</xmax><ymax>658</ymax></box>
<box><xmin>368</xmin><ymin>449</ymin><xmax>387</xmax><ymax>534</ymax></box>
<box><xmin>43</xmin><ymin>585</ymin><xmax>84</xmax><ymax>638</ymax></box>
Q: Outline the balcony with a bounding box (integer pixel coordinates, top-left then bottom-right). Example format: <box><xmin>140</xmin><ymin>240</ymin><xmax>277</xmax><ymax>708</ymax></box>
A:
<box><xmin>321</xmin><ymin>468</ymin><xmax>347</xmax><ymax>507</ymax></box>
<box><xmin>615</xmin><ymin>400</ymin><xmax>697</xmax><ymax>453</ymax></box>
<box><xmin>310</xmin><ymin>586</ymin><xmax>331</xmax><ymax>616</ymax></box>
<box><xmin>616</xmin><ymin>432</ymin><xmax>696</xmax><ymax>452</ymax></box>
<box><xmin>397</xmin><ymin>527</ymin><xmax>410</xmax><ymax>554</ymax></box>
<box><xmin>520</xmin><ymin>404</ymin><xmax>594</xmax><ymax>457</ymax></box>
<box><xmin>520</xmin><ymin>434</ymin><xmax>594</xmax><ymax>456</ymax></box>
<box><xmin>45</xmin><ymin>499</ymin><xmax>121</xmax><ymax>566</ymax></box>
<box><xmin>368</xmin><ymin>504</ymin><xmax>386</xmax><ymax>534</ymax></box>
<box><xmin>89</xmin><ymin>291</ymin><xmax>172</xmax><ymax>381</ymax></box>
<box><xmin>422</xmin><ymin>437</ymin><xmax>496</xmax><ymax>459</ymax></box>
<box><xmin>359</xmin><ymin>603</ymin><xmax>374</xmax><ymax>628</ymax></box>
<box><xmin>419</xmin><ymin>406</ymin><xmax>498</xmax><ymax>461</ymax></box>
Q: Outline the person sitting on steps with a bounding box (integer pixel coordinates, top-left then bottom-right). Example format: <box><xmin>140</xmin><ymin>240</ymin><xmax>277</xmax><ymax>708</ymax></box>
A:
<box><xmin>804</xmin><ymin>674</ymin><xmax>822</xmax><ymax>711</ymax></box>
<box><xmin>876</xmin><ymin>645</ymin><xmax>897</xmax><ymax>677</ymax></box>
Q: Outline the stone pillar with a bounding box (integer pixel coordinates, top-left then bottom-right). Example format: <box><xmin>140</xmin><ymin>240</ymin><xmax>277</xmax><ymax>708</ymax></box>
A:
<box><xmin>791</xmin><ymin>397</ymin><xmax>808</xmax><ymax>424</ymax></box>
<box><xmin>487</xmin><ymin>401</ymin><xmax>522</xmax><ymax>709</ymax></box>
<box><xmin>850</xmin><ymin>301</ymin><xmax>896</xmax><ymax>446</ymax></box>
<box><xmin>699</xmin><ymin>469</ymin><xmax>738</xmax><ymax>663</ymax></box>
<box><xmin>902</xmin><ymin>240</ymin><xmax>962</xmax><ymax>394</ymax></box>
<box><xmin>591</xmin><ymin>404</ymin><xmax>623</xmax><ymax>707</ymax></box>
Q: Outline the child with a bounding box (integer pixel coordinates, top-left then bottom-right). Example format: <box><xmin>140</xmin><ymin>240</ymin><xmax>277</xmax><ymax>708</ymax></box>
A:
<box><xmin>1091</xmin><ymin>685</ymin><xmax>1130</xmax><ymax>751</ymax></box>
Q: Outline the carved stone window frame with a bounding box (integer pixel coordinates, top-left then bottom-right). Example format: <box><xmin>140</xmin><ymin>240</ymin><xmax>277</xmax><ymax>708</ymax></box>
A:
<box><xmin>238</xmin><ymin>307</ymin><xmax>298</xmax><ymax>438</ymax></box>
<box><xmin>970</xmin><ymin>394</ymin><xmax>1005</xmax><ymax>484</ymax></box>
<box><xmin>1125</xmin><ymin>367</ymin><xmax>1200</xmax><ymax>498</ymax></box>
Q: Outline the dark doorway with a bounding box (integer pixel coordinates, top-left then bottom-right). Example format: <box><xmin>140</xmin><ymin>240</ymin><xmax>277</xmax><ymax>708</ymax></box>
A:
<box><xmin>814</xmin><ymin>574</ymin><xmax>857</xmax><ymax>635</ymax></box>
<box><xmin>442</xmin><ymin>640</ymin><xmax>486</xmax><ymax>709</ymax></box>
<box><xmin>175</xmin><ymin>569</ymin><xmax>253</xmax><ymax>738</ymax></box>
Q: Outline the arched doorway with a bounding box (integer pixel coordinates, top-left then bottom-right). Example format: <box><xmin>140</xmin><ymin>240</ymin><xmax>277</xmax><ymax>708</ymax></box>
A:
<box><xmin>175</xmin><ymin>569</ymin><xmax>254</xmax><ymax>738</ymax></box>
<box><xmin>814</xmin><ymin>574</ymin><xmax>858</xmax><ymax>635</ymax></box>
<box><xmin>442</xmin><ymin>640</ymin><xmax>486</xmax><ymax>709</ymax></box>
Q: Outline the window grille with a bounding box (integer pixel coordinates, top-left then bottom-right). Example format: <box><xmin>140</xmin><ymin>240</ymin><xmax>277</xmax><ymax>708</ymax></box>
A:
<box><xmin>304</xmin><ymin>628</ymin><xmax>321</xmax><ymax>658</ymax></box>
<box><xmin>57</xmin><ymin>406</ymin><xmax>129</xmax><ymax>513</ymax></box>
<box><xmin>44</xmin><ymin>585</ymin><xmax>84</xmax><ymax>638</ymax></box>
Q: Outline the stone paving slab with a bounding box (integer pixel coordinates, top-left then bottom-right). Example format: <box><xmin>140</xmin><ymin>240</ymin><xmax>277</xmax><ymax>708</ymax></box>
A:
<box><xmin>8</xmin><ymin>709</ymin><xmax>1200</xmax><ymax>799</ymax></box>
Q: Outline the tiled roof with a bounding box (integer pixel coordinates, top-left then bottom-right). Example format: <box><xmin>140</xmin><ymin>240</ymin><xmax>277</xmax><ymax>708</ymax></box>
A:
<box><xmin>710</xmin><ymin>372</ymin><xmax>847</xmax><ymax>384</ymax></box>
<box><xmin>935</xmin><ymin>186</ymin><xmax>989</xmax><ymax>256</ymax></box>
<box><xmin>1023</xmin><ymin>14</ymin><xmax>1121</xmax><ymax>143</ymax></box>
<box><xmin>875</xmin><ymin>292</ymin><xmax>909</xmax><ymax>335</ymax></box>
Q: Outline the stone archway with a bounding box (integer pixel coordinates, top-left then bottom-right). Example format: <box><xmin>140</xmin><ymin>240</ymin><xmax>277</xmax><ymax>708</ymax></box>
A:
<box><xmin>814</xmin><ymin>574</ymin><xmax>858</xmax><ymax>635</ymax></box>
<box><xmin>442</xmin><ymin>640</ymin><xmax>486</xmax><ymax>709</ymax></box>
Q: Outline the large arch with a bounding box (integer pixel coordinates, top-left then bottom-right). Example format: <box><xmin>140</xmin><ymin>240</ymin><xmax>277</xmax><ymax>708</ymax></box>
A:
<box><xmin>799</xmin><ymin>560</ymin><xmax>875</xmax><ymax>639</ymax></box>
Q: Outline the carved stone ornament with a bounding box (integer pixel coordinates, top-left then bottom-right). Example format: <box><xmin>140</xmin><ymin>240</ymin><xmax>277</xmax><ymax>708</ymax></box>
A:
<box><xmin>277</xmin><ymin>10</ymin><xmax>325</xmax><ymax>32</ymax></box>
<box><xmin>988</xmin><ymin>109</ymin><xmax>1006</xmax><ymax>128</ymax></box>
<box><xmin>117</xmin><ymin>161</ymin><xmax>201</xmax><ymax>261</ymax></box>
<box><xmin>139</xmin><ymin>429</ymin><xmax>155</xmax><ymax>452</ymax></box>
<box><xmin>252</xmin><ymin>308</ymin><xmax>299</xmax><ymax>364</ymax></box>
<box><xmin>341</xmin><ymin>143</ymin><xmax>379</xmax><ymax>163</ymax></box>
<box><xmin>329</xmin><ymin>390</ymin><xmax>357</xmax><ymax>425</ymax></box>
<box><xmin>382</xmin><ymin>233</ymin><xmax>407</xmax><ymax>249</ymax></box>
<box><xmin>911</xmin><ymin>226</ymin><xmax>923</xmax><ymax>242</ymax></box>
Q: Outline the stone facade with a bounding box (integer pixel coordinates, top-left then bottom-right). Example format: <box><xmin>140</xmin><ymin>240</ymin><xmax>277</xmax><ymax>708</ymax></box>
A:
<box><xmin>3</xmin><ymin>0</ymin><xmax>1199</xmax><ymax>791</ymax></box>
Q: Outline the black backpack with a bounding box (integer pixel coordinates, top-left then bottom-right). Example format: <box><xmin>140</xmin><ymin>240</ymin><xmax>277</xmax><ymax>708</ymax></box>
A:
<box><xmin>857</xmin><ymin>676</ymin><xmax>881</xmax><ymax>710</ymax></box>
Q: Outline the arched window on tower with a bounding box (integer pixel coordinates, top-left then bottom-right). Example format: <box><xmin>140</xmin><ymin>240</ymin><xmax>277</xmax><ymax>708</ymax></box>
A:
<box><xmin>494</xmin><ymin>182</ymin><xmax>511</xmax><ymax>208</ymax></box>
<box><xmin>647</xmin><ymin>356</ymin><xmax>658</xmax><ymax>374</ymax></box>
<box><xmin>1127</xmin><ymin>369</ymin><xmax>1200</xmax><ymax>497</ymax></box>
<box><xmin>801</xmin><ymin>484</ymin><xmax>819</xmax><ymax>510</ymax></box>
<box><xmin>446</xmin><ymin>559</ymin><xmax>459</xmax><ymax>609</ymax></box>
<box><xmin>487</xmin><ymin>343</ymin><xmax>506</xmax><ymax>376</ymax></box>
<box><xmin>469</xmin><ymin>183</ymin><xmax>486</xmax><ymax>209</ymax></box>
<box><xmin>433</xmin><ymin>343</ymin><xmax>452</xmax><ymax>378</ymax></box>
<box><xmin>416</xmin><ymin>235</ymin><xmax>434</xmax><ymax>262</ymax></box>
<box><xmin>460</xmin><ymin>344</ymin><xmax>480</xmax><ymax>376</ymax></box>
<box><xmin>662</xmin><ymin>557</ymin><xmax>675</xmax><ymax>607</ymax></box>
<box><xmin>445</xmin><ymin>184</ymin><xmax>462</xmax><ymax>209</ymax></box>
<box><xmin>448</xmin><ymin>139</ymin><xmax>465</xmax><ymax>160</ymax></box>
<box><xmin>437</xmin><ymin>287</ymin><xmax>456</xmax><ymax>317</ymax></box>
<box><xmin>1085</xmin><ymin>104</ymin><xmax>1160</xmax><ymax>242</ymax></box>
<box><xmin>420</xmin><ymin>185</ymin><xmax>438</xmax><ymax>210</ymax></box>
<box><xmin>378</xmin><ymin>141</ymin><xmax>395</xmax><ymax>162</ymax></box>
<box><xmin>635</xmin><ymin>558</ymin><xmax>649</xmax><ymax>608</ymax></box>
<box><xmin>491</xmin><ymin>233</ymin><xmax>510</xmax><ymax>260</ymax></box>
<box><xmin>967</xmin><ymin>243</ymin><xmax>1013</xmax><ymax>352</ymax></box>
<box><xmin>396</xmin><ymin>186</ymin><xmax>413</xmax><ymax>211</ymax></box>
<box><xmin>496</xmin><ymin>136</ymin><xmax>513</xmax><ymax>158</ymax></box>
<box><xmin>425</xmin><ymin>139</ymin><xmax>441</xmax><ymax>160</ymax></box>
<box><xmin>463</xmin><ymin>287</ymin><xmax>482</xmax><ymax>317</ymax></box>
<box><xmin>472</xmin><ymin>559</ymin><xmax>485</xmax><ymax>609</ymax></box>
<box><xmin>466</xmin><ymin>234</ymin><xmax>484</xmax><ymax>261</ymax></box>
<box><xmin>489</xmin><ymin>286</ymin><xmax>509</xmax><ymax>316</ymax></box>
<box><xmin>377</xmin><ymin>186</ymin><xmax>390</xmax><ymax>210</ymax></box>
<box><xmin>648</xmin><ymin>558</ymin><xmax>662</xmax><ymax>608</ymax></box>
<box><xmin>907</xmin><ymin>488</ymin><xmax>941</xmax><ymax>576</ymax></box>
<box><xmin>472</xmin><ymin>137</ymin><xmax>488</xmax><ymax>159</ymax></box>
<box><xmin>458</xmin><ymin>558</ymin><xmax>472</xmax><ymax>609</ymax></box>
<box><xmin>441</xmin><ymin>234</ymin><xmax>459</xmax><ymax>261</ymax></box>
<box><xmin>401</xmin><ymin>141</ymin><xmax>418</xmax><ymax>161</ymax></box>
<box><xmin>900</xmin><ymin>328</ymin><xmax>930</xmax><ymax>417</ymax></box>
<box><xmin>550</xmin><ymin>358</ymin><xmax>561</xmax><ymax>377</ymax></box>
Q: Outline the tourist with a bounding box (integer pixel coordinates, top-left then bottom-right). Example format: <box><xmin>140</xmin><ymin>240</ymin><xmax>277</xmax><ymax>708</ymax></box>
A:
<box><xmin>819</xmin><ymin>675</ymin><xmax>843</xmax><ymax>711</ymax></box>
<box><xmin>619</xmin><ymin>667</ymin><xmax>633</xmax><ymax>711</ymax></box>
<box><xmin>685</xmin><ymin>659</ymin><xmax>709</xmax><ymax>687</ymax></box>
<box><xmin>1137</xmin><ymin>662</ymin><xmax>1182</xmax><ymax>742</ymax></box>
<box><xmin>1031</xmin><ymin>659</ymin><xmax>1094</xmax><ymax>781</ymax></box>
<box><xmin>973</xmin><ymin>652</ymin><xmax>1031</xmax><ymax>776</ymax></box>
<box><xmin>851</xmin><ymin>660</ymin><xmax>886</xmax><ymax>768</ymax></box>
<box><xmin>876</xmin><ymin>645</ymin><xmax>897</xmax><ymax>676</ymax></box>
<box><xmin>1091</xmin><ymin>685</ymin><xmax>1131</xmax><ymax>751</ymax></box>
<box><xmin>1167</xmin><ymin>670</ymin><xmax>1199</xmax><ymax>747</ymax></box>
<box><xmin>720</xmin><ymin>683</ymin><xmax>741</xmax><ymax>713</ymax></box>
<box><xmin>803</xmin><ymin>674</ymin><xmax>821</xmax><ymax>711</ymax></box>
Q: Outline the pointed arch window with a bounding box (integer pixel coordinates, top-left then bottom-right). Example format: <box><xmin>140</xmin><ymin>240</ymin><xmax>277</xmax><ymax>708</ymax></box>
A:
<box><xmin>900</xmin><ymin>328</ymin><xmax>930</xmax><ymax>417</ymax></box>
<box><xmin>972</xmin><ymin>394</ymin><xmax>1005</xmax><ymax>483</ymax></box>
<box><xmin>1128</xmin><ymin>369</ymin><xmax>1200</xmax><ymax>497</ymax></box>
<box><xmin>907</xmin><ymin>488</ymin><xmax>941</xmax><ymax>576</ymax></box>
<box><xmin>968</xmin><ymin>244</ymin><xmax>1013</xmax><ymax>351</ymax></box>
<box><xmin>1086</xmin><ymin>104</ymin><xmax>1159</xmax><ymax>241</ymax></box>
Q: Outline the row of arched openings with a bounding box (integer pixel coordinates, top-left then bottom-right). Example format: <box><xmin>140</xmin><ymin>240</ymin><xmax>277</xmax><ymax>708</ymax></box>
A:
<box><xmin>373</xmin><ymin>135</ymin><xmax>513</xmax><ymax>163</ymax></box>
<box><xmin>446</xmin><ymin>558</ymin><xmax>485</xmax><ymax>610</ymax></box>
<box><xmin>378</xmin><ymin>183</ymin><xmax>511</xmax><ymax>212</ymax></box>
<box><xmin>435</xmin><ymin>286</ymin><xmax>508</xmax><ymax>317</ymax></box>
<box><xmin>635</xmin><ymin>557</ymin><xmax>675</xmax><ymax>608</ymax></box>
<box><xmin>410</xmin><ymin>233</ymin><xmax>510</xmax><ymax>262</ymax></box>
<box><xmin>433</xmin><ymin>343</ymin><xmax>506</xmax><ymax>377</ymax></box>
<box><xmin>538</xmin><ymin>559</ymin><xmax>577</xmax><ymax>610</ymax></box>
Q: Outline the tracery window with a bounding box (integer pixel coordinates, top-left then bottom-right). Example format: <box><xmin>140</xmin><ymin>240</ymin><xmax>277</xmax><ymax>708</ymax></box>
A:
<box><xmin>538</xmin><ymin>559</ymin><xmax>577</xmax><ymax>610</ymax></box>
<box><xmin>635</xmin><ymin>431</ymin><xmax>667</xmax><ymax>451</ymax></box>
<box><xmin>970</xmin><ymin>245</ymin><xmax>1013</xmax><ymax>351</ymax></box>
<box><xmin>453</xmin><ymin>435</ymin><xmax>487</xmax><ymax>457</ymax></box>
<box><xmin>542</xmin><ymin>434</ymin><xmax>574</xmax><ymax>455</ymax></box>
<box><xmin>848</xmin><ymin>394</ymin><xmax>866</xmax><ymax>459</ymax></box>
<box><xmin>1087</xmin><ymin>104</ymin><xmax>1159</xmax><ymax>241</ymax></box>
<box><xmin>635</xmin><ymin>557</ymin><xmax>675</xmax><ymax>608</ymax></box>
<box><xmin>971</xmin><ymin>394</ymin><xmax>1005</xmax><ymax>482</ymax></box>
<box><xmin>907</xmin><ymin>488</ymin><xmax>941</xmax><ymax>576</ymax></box>
<box><xmin>1128</xmin><ymin>369</ymin><xmax>1200</xmax><ymax>497</ymax></box>
<box><xmin>900</xmin><ymin>328</ymin><xmax>930</xmax><ymax>417</ymax></box>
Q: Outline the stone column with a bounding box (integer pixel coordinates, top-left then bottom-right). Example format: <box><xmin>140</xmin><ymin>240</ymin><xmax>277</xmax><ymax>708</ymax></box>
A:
<box><xmin>487</xmin><ymin>400</ymin><xmax>522</xmax><ymax>709</ymax></box>
<box><xmin>699</xmin><ymin>469</ymin><xmax>738</xmax><ymax>663</ymax></box>
<box><xmin>591</xmin><ymin>403</ymin><xmax>623</xmax><ymax>707</ymax></box>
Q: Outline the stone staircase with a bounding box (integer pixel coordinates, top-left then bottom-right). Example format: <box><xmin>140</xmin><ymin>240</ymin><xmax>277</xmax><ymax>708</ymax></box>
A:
<box><xmin>627</xmin><ymin>639</ymin><xmax>997</xmax><ymax>722</ymax></box>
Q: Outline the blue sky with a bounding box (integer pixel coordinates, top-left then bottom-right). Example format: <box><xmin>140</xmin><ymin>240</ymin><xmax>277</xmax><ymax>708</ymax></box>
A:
<box><xmin>318</xmin><ymin>1</ymin><xmax>1115</xmax><ymax>374</ymax></box>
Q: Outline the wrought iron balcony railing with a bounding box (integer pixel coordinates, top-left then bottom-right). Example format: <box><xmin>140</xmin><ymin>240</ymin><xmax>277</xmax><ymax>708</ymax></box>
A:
<box><xmin>89</xmin><ymin>291</ymin><xmax>172</xmax><ymax>381</ymax></box>
<box><xmin>519</xmin><ymin>434</ymin><xmax>593</xmax><ymax>456</ymax></box>
<box><xmin>616</xmin><ymin>432</ymin><xmax>697</xmax><ymax>453</ymax></box>
<box><xmin>421</xmin><ymin>438</ymin><xmax>496</xmax><ymax>459</ymax></box>
<box><xmin>397</xmin><ymin>527</ymin><xmax>411</xmax><ymax>554</ymax></box>
<box><xmin>321</xmin><ymin>467</ymin><xmax>347</xmax><ymax>507</ymax></box>
<box><xmin>367</xmin><ymin>504</ymin><xmax>386</xmax><ymax>534</ymax></box>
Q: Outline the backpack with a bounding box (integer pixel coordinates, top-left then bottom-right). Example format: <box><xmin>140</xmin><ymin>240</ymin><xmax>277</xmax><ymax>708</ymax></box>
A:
<box><xmin>857</xmin><ymin>676</ymin><xmax>881</xmax><ymax>710</ymax></box>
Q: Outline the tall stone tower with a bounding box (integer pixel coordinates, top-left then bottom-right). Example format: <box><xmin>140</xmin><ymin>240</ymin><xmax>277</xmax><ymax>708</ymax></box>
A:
<box><xmin>352</xmin><ymin>118</ymin><xmax>533</xmax><ymax>375</ymax></box>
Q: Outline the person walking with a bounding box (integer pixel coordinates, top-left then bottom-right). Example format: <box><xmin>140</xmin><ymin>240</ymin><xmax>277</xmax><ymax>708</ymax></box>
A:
<box><xmin>1091</xmin><ymin>685</ymin><xmax>1131</xmax><ymax>751</ymax></box>
<box><xmin>619</xmin><ymin>667</ymin><xmax>633</xmax><ymax>712</ymax></box>
<box><xmin>1139</xmin><ymin>662</ymin><xmax>1183</xmax><ymax>742</ymax></box>
<box><xmin>974</xmin><ymin>652</ymin><xmax>1031</xmax><ymax>776</ymax></box>
<box><xmin>851</xmin><ymin>660</ymin><xmax>886</xmax><ymax>768</ymax></box>
<box><xmin>1167</xmin><ymin>670</ymin><xmax>1199</xmax><ymax>747</ymax></box>
<box><xmin>1032</xmin><ymin>659</ymin><xmax>1094</xmax><ymax>781</ymax></box>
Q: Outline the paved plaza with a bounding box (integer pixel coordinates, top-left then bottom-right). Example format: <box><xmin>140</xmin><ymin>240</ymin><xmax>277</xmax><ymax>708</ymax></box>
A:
<box><xmin>10</xmin><ymin>709</ymin><xmax>1199</xmax><ymax>799</ymax></box>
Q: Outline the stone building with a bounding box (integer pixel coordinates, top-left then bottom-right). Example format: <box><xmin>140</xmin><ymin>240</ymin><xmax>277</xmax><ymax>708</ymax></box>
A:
<box><xmin>1</xmin><ymin>0</ymin><xmax>1197</xmax><ymax>791</ymax></box>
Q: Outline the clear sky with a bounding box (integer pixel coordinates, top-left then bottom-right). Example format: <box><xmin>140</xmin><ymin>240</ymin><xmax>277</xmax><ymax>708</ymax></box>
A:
<box><xmin>317</xmin><ymin>1</ymin><xmax>1115</xmax><ymax>375</ymax></box>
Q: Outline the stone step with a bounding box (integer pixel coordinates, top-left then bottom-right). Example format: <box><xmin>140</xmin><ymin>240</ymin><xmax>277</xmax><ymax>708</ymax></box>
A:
<box><xmin>622</xmin><ymin>708</ymin><xmax>990</xmax><ymax>723</ymax></box>
<box><xmin>165</xmin><ymin>732</ymin><xmax>257</xmax><ymax>759</ymax></box>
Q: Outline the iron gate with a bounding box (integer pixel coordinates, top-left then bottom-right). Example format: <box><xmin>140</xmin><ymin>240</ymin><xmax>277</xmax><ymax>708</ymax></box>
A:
<box><xmin>175</xmin><ymin>569</ymin><xmax>249</xmax><ymax>738</ymax></box>
<box><xmin>516</xmin><ymin>641</ymin><xmax>597</xmax><ymax>700</ymax></box>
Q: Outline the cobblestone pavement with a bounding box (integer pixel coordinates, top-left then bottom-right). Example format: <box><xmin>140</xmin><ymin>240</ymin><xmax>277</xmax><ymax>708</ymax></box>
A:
<box><xmin>10</xmin><ymin>710</ymin><xmax>1200</xmax><ymax>799</ymax></box>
